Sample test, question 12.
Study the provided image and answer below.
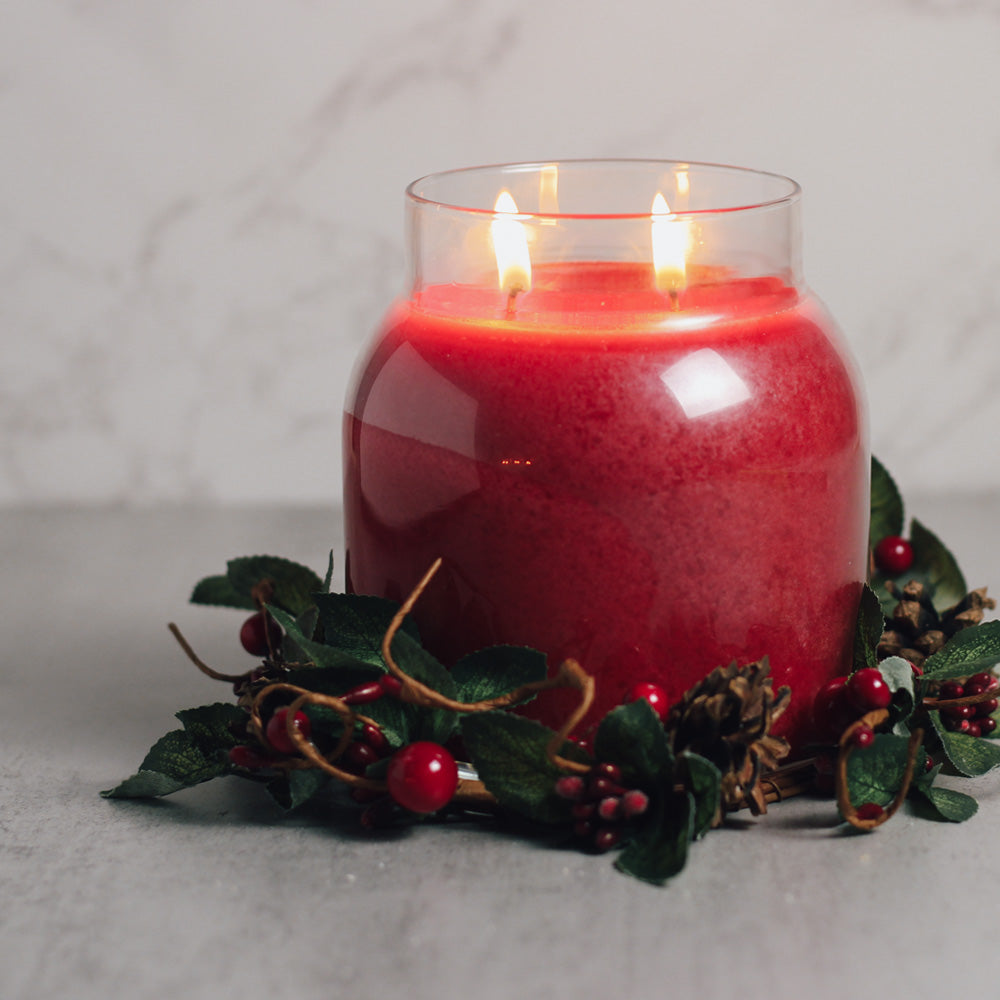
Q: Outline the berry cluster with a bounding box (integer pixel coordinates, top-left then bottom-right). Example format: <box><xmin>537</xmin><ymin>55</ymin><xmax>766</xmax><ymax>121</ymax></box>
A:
<box><xmin>936</xmin><ymin>673</ymin><xmax>999</xmax><ymax>737</ymax></box>
<box><xmin>555</xmin><ymin>763</ymin><xmax>650</xmax><ymax>852</ymax></box>
<box><xmin>812</xmin><ymin>667</ymin><xmax>895</xmax><ymax>743</ymax></box>
<box><xmin>229</xmin><ymin>674</ymin><xmax>401</xmax><ymax>770</ymax></box>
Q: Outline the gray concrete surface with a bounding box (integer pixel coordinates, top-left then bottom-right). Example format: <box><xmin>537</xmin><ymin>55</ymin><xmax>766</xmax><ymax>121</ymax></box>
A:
<box><xmin>2</xmin><ymin>500</ymin><xmax>998</xmax><ymax>1000</ymax></box>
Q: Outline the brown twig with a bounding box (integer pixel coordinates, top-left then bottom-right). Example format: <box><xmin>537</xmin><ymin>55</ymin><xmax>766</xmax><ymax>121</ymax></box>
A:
<box><xmin>922</xmin><ymin>685</ymin><xmax>999</xmax><ymax>710</ymax></box>
<box><xmin>380</xmin><ymin>559</ymin><xmax>595</xmax><ymax>774</ymax></box>
<box><xmin>168</xmin><ymin>622</ymin><xmax>248</xmax><ymax>684</ymax></box>
<box><xmin>835</xmin><ymin>709</ymin><xmax>923</xmax><ymax>830</ymax></box>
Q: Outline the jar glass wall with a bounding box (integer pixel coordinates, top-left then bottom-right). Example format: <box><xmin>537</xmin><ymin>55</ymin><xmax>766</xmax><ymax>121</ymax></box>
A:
<box><xmin>344</xmin><ymin>160</ymin><xmax>868</xmax><ymax>749</ymax></box>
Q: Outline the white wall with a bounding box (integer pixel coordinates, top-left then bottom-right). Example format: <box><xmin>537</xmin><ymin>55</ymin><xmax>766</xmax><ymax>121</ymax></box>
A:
<box><xmin>3</xmin><ymin>0</ymin><xmax>999</xmax><ymax>505</ymax></box>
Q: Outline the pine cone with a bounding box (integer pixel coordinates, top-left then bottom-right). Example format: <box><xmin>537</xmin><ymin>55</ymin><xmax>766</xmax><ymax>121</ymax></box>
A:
<box><xmin>664</xmin><ymin>660</ymin><xmax>790</xmax><ymax>818</ymax></box>
<box><xmin>878</xmin><ymin>582</ymin><xmax>995</xmax><ymax>667</ymax></box>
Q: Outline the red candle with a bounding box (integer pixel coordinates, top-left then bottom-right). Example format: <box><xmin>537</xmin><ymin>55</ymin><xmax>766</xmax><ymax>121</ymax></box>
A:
<box><xmin>344</xmin><ymin>162</ymin><xmax>868</xmax><ymax>749</ymax></box>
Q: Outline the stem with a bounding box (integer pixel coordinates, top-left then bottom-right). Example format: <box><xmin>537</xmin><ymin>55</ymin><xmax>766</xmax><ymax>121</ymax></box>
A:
<box><xmin>168</xmin><ymin>623</ymin><xmax>248</xmax><ymax>684</ymax></box>
<box><xmin>380</xmin><ymin>560</ymin><xmax>595</xmax><ymax>774</ymax></box>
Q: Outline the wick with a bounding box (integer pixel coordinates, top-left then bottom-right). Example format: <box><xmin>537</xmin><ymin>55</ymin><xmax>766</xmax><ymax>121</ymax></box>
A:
<box><xmin>667</xmin><ymin>288</ymin><xmax>680</xmax><ymax>311</ymax></box>
<box><xmin>504</xmin><ymin>285</ymin><xmax>523</xmax><ymax>318</ymax></box>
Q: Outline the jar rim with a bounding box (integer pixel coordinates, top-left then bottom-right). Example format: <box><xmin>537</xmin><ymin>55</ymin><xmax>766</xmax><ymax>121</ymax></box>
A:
<box><xmin>405</xmin><ymin>159</ymin><xmax>801</xmax><ymax>220</ymax></box>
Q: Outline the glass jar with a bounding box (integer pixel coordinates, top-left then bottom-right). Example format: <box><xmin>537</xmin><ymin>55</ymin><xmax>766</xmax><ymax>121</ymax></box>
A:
<box><xmin>343</xmin><ymin>160</ymin><xmax>868</xmax><ymax>749</ymax></box>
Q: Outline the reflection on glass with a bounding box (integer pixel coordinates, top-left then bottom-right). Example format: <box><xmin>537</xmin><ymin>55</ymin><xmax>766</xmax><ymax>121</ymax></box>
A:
<box><xmin>660</xmin><ymin>348</ymin><xmax>752</xmax><ymax>419</ymax></box>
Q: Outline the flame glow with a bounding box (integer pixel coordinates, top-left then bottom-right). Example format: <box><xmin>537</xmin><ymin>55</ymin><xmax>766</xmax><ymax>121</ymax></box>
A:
<box><xmin>539</xmin><ymin>164</ymin><xmax>559</xmax><ymax>214</ymax></box>
<box><xmin>651</xmin><ymin>192</ymin><xmax>690</xmax><ymax>296</ymax></box>
<box><xmin>491</xmin><ymin>190</ymin><xmax>532</xmax><ymax>295</ymax></box>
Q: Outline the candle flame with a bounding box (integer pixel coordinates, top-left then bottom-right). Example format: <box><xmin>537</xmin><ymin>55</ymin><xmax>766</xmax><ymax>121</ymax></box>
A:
<box><xmin>491</xmin><ymin>190</ymin><xmax>532</xmax><ymax>295</ymax></box>
<box><xmin>651</xmin><ymin>192</ymin><xmax>690</xmax><ymax>297</ymax></box>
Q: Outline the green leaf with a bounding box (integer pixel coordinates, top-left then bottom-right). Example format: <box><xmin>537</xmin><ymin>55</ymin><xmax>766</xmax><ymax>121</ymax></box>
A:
<box><xmin>450</xmin><ymin>645</ymin><xmax>548</xmax><ymax>705</ymax></box>
<box><xmin>390</xmin><ymin>631</ymin><xmax>459</xmax><ymax>744</ymax></box>
<box><xmin>280</xmin><ymin>605</ymin><xmax>319</xmax><ymax>663</ymax></box>
<box><xmin>267</xmin><ymin>605</ymin><xmax>379</xmax><ymax>672</ymax></box>
<box><xmin>314</xmin><ymin>593</ymin><xmax>419</xmax><ymax>667</ymax></box>
<box><xmin>176</xmin><ymin>703</ymin><xmax>246</xmax><ymax>754</ymax></box>
<box><xmin>929</xmin><ymin>710</ymin><xmax>1000</xmax><ymax>776</ymax></box>
<box><xmin>679</xmin><ymin>752</ymin><xmax>722</xmax><ymax>840</ymax></box>
<box><xmin>593</xmin><ymin>700</ymin><xmax>673</xmax><ymax>784</ymax></box>
<box><xmin>101</xmin><ymin>770</ymin><xmax>189</xmax><ymax>799</ymax></box>
<box><xmin>357</xmin><ymin>696</ymin><xmax>412</xmax><ymax>749</ymax></box>
<box><xmin>853</xmin><ymin>585</ymin><xmax>885</xmax><ymax>673</ymax></box>
<box><xmin>460</xmin><ymin>713</ymin><xmax>588</xmax><ymax>823</ymax></box>
<box><xmin>266</xmin><ymin>768</ymin><xmax>329</xmax><ymax>811</ymax></box>
<box><xmin>909</xmin><ymin>519</ymin><xmax>967</xmax><ymax>612</ymax></box>
<box><xmin>615</xmin><ymin>792</ymin><xmax>694</xmax><ymax>886</ymax></box>
<box><xmin>843</xmin><ymin>733</ymin><xmax>913</xmax><ymax>812</ymax></box>
<box><xmin>921</xmin><ymin>621</ymin><xmax>1000</xmax><ymax>681</ymax></box>
<box><xmin>878</xmin><ymin>656</ymin><xmax>916</xmax><ymax>722</ymax></box>
<box><xmin>912</xmin><ymin>784</ymin><xmax>979</xmax><ymax>823</ymax></box>
<box><xmin>101</xmin><ymin>729</ymin><xmax>227</xmax><ymax>799</ymax></box>
<box><xmin>190</xmin><ymin>574</ymin><xmax>254</xmax><ymax>610</ymax></box>
<box><xmin>227</xmin><ymin>555</ymin><xmax>323</xmax><ymax>616</ymax></box>
<box><xmin>869</xmin><ymin>456</ymin><xmax>904</xmax><ymax>545</ymax></box>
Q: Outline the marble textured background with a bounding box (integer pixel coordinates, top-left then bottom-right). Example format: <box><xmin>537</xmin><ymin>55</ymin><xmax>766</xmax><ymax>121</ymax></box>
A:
<box><xmin>2</xmin><ymin>0</ymin><xmax>999</xmax><ymax>506</ymax></box>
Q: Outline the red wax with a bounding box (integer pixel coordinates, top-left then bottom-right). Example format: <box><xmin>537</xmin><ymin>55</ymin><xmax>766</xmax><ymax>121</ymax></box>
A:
<box><xmin>344</xmin><ymin>263</ymin><xmax>868</xmax><ymax>748</ymax></box>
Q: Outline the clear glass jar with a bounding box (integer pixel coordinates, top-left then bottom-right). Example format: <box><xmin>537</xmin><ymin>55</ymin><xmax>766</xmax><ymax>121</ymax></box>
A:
<box><xmin>344</xmin><ymin>160</ymin><xmax>868</xmax><ymax>748</ymax></box>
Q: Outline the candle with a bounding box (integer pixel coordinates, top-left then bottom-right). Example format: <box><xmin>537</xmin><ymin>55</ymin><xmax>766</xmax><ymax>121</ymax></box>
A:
<box><xmin>344</xmin><ymin>161</ymin><xmax>868</xmax><ymax>749</ymax></box>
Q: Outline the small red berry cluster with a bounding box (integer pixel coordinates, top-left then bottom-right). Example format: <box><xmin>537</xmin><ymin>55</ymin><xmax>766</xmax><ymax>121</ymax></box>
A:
<box><xmin>936</xmin><ymin>673</ymin><xmax>999</xmax><ymax>737</ymax></box>
<box><xmin>229</xmin><ymin>666</ymin><xmax>462</xmax><ymax>821</ymax></box>
<box><xmin>812</xmin><ymin>667</ymin><xmax>895</xmax><ymax>744</ymax></box>
<box><xmin>555</xmin><ymin>763</ymin><xmax>650</xmax><ymax>853</ymax></box>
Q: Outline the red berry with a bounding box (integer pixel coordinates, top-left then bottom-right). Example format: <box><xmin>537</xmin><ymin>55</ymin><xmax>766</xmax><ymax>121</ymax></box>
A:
<box><xmin>571</xmin><ymin>802</ymin><xmax>596</xmax><ymax>820</ymax></box>
<box><xmin>594</xmin><ymin>762</ymin><xmax>623</xmax><ymax>783</ymax></box>
<box><xmin>965</xmin><ymin>682</ymin><xmax>989</xmax><ymax>698</ymax></box>
<box><xmin>593</xmin><ymin>827</ymin><xmax>622</xmax><ymax>852</ymax></box>
<box><xmin>855</xmin><ymin>802</ymin><xmax>885</xmax><ymax>822</ymax></box>
<box><xmin>944</xmin><ymin>704</ymin><xmax>974</xmax><ymax>721</ymax></box>
<box><xmin>812</xmin><ymin>676</ymin><xmax>855</xmax><ymax>741</ymax></box>
<box><xmin>967</xmin><ymin>722</ymin><xmax>983</xmax><ymax>739</ymax></box>
<box><xmin>967</xmin><ymin>672</ymin><xmax>996</xmax><ymax>690</ymax></box>
<box><xmin>979</xmin><ymin>717</ymin><xmax>997</xmax><ymax>735</ymax></box>
<box><xmin>573</xmin><ymin>819</ymin><xmax>594</xmax><ymax>838</ymax></box>
<box><xmin>939</xmin><ymin>681</ymin><xmax>965</xmax><ymax>701</ymax></box>
<box><xmin>265</xmin><ymin>707</ymin><xmax>311</xmax><ymax>755</ymax></box>
<box><xmin>588</xmin><ymin>776</ymin><xmax>626</xmax><ymax>799</ymax></box>
<box><xmin>361</xmin><ymin>723</ymin><xmax>390</xmax><ymax>754</ymax></box>
<box><xmin>851</xmin><ymin>725</ymin><xmax>875</xmax><ymax>749</ymax></box>
<box><xmin>228</xmin><ymin>745</ymin><xmax>272</xmax><ymax>770</ymax></box>
<box><xmin>873</xmin><ymin>536</ymin><xmax>914</xmax><ymax>576</ymax></box>
<box><xmin>342</xmin><ymin>681</ymin><xmax>383</xmax><ymax>705</ymax></box>
<box><xmin>847</xmin><ymin>668</ymin><xmax>892</xmax><ymax>712</ymax></box>
<box><xmin>597</xmin><ymin>796</ymin><xmax>622</xmax><ymax>821</ymax></box>
<box><xmin>239</xmin><ymin>612</ymin><xmax>282</xmax><ymax>657</ymax></box>
<box><xmin>626</xmin><ymin>682</ymin><xmax>670</xmax><ymax>722</ymax></box>
<box><xmin>555</xmin><ymin>775</ymin><xmax>586</xmax><ymax>800</ymax></box>
<box><xmin>379</xmin><ymin>674</ymin><xmax>403</xmax><ymax>697</ymax></box>
<box><xmin>345</xmin><ymin>741</ymin><xmax>379</xmax><ymax>771</ymax></box>
<box><xmin>621</xmin><ymin>789</ymin><xmax>650</xmax><ymax>818</ymax></box>
<box><xmin>386</xmin><ymin>742</ymin><xmax>458</xmax><ymax>814</ymax></box>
